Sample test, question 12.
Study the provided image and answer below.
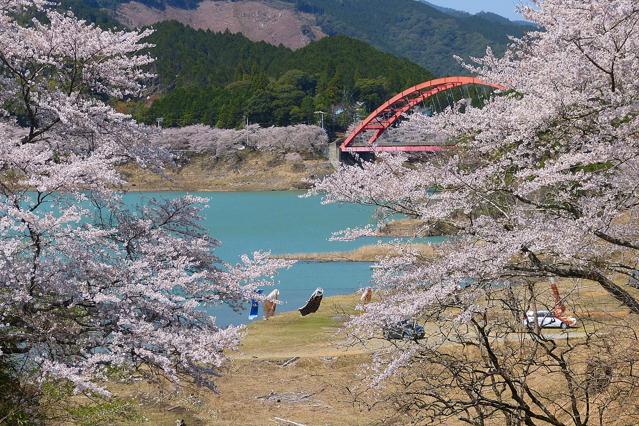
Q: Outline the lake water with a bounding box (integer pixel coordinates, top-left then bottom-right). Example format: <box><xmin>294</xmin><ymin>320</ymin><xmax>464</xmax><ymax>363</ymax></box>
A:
<box><xmin>123</xmin><ymin>191</ymin><xmax>384</xmax><ymax>326</ymax></box>
<box><xmin>123</xmin><ymin>191</ymin><xmax>443</xmax><ymax>326</ymax></box>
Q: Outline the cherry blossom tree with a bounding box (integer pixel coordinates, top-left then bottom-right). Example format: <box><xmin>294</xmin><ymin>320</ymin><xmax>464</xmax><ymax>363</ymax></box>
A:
<box><xmin>0</xmin><ymin>0</ymin><xmax>290</xmax><ymax>412</ymax></box>
<box><xmin>151</xmin><ymin>123</ymin><xmax>328</xmax><ymax>160</ymax></box>
<box><xmin>313</xmin><ymin>0</ymin><xmax>639</xmax><ymax>423</ymax></box>
<box><xmin>350</xmin><ymin>283</ymin><xmax>639</xmax><ymax>425</ymax></box>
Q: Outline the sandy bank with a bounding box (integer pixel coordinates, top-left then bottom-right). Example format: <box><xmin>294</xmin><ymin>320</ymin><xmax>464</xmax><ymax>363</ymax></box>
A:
<box><xmin>378</xmin><ymin>217</ymin><xmax>459</xmax><ymax>237</ymax></box>
<box><xmin>119</xmin><ymin>151</ymin><xmax>334</xmax><ymax>192</ymax></box>
<box><xmin>277</xmin><ymin>243</ymin><xmax>436</xmax><ymax>262</ymax></box>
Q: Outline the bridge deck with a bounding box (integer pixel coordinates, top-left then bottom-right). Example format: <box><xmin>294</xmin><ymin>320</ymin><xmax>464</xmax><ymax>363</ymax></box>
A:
<box><xmin>343</xmin><ymin>134</ymin><xmax>453</xmax><ymax>153</ymax></box>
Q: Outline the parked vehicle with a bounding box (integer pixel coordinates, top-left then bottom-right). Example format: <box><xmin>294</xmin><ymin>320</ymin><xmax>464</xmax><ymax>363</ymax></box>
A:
<box><xmin>383</xmin><ymin>320</ymin><xmax>426</xmax><ymax>341</ymax></box>
<box><xmin>522</xmin><ymin>310</ymin><xmax>577</xmax><ymax>329</ymax></box>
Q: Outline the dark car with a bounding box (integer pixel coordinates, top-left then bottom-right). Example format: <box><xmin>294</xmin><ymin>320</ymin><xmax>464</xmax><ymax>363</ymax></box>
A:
<box><xmin>383</xmin><ymin>320</ymin><xmax>425</xmax><ymax>341</ymax></box>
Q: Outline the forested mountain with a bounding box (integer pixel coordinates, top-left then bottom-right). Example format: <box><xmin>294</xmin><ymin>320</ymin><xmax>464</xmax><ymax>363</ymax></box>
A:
<box><xmin>420</xmin><ymin>1</ymin><xmax>470</xmax><ymax>18</ymax></box>
<box><xmin>295</xmin><ymin>0</ymin><xmax>532</xmax><ymax>75</ymax></box>
<box><xmin>62</xmin><ymin>1</ymin><xmax>525</xmax><ymax>132</ymax></box>
<box><xmin>94</xmin><ymin>0</ymin><xmax>533</xmax><ymax>76</ymax></box>
<box><xmin>133</xmin><ymin>21</ymin><xmax>432</xmax><ymax>130</ymax></box>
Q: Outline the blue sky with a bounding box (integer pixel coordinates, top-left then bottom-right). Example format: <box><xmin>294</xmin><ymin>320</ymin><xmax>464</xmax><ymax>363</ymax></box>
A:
<box><xmin>427</xmin><ymin>0</ymin><xmax>525</xmax><ymax>20</ymax></box>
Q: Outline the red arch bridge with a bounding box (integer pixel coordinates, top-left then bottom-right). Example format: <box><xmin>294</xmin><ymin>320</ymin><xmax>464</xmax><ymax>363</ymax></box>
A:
<box><xmin>340</xmin><ymin>76</ymin><xmax>506</xmax><ymax>153</ymax></box>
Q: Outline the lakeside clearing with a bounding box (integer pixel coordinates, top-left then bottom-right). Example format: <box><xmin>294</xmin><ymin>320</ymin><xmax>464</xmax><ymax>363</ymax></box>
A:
<box><xmin>57</xmin><ymin>279</ymin><xmax>639</xmax><ymax>425</ymax></box>
<box><xmin>62</xmin><ymin>294</ymin><xmax>386</xmax><ymax>425</ymax></box>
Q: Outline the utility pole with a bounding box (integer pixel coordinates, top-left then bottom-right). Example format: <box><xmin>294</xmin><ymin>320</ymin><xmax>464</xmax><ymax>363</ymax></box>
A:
<box><xmin>314</xmin><ymin>111</ymin><xmax>325</xmax><ymax>131</ymax></box>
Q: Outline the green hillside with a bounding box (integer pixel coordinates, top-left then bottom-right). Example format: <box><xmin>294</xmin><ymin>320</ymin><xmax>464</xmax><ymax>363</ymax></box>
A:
<box><xmin>288</xmin><ymin>0</ymin><xmax>531</xmax><ymax>75</ymax></box>
<box><xmin>135</xmin><ymin>22</ymin><xmax>433</xmax><ymax>131</ymax></box>
<box><xmin>68</xmin><ymin>0</ymin><xmax>532</xmax><ymax>75</ymax></box>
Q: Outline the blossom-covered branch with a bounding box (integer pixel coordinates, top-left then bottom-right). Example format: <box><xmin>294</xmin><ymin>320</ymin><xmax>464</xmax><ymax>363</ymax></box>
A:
<box><xmin>314</xmin><ymin>1</ymin><xmax>639</xmax><ymax>422</ymax></box>
<box><xmin>0</xmin><ymin>0</ymin><xmax>291</xmax><ymax>400</ymax></box>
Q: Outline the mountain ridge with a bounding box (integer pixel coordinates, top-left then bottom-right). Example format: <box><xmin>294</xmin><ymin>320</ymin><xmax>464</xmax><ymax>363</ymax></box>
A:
<box><xmin>131</xmin><ymin>21</ymin><xmax>433</xmax><ymax>130</ymax></box>
<box><xmin>88</xmin><ymin>0</ymin><xmax>533</xmax><ymax>75</ymax></box>
<box><xmin>420</xmin><ymin>1</ymin><xmax>532</xmax><ymax>26</ymax></box>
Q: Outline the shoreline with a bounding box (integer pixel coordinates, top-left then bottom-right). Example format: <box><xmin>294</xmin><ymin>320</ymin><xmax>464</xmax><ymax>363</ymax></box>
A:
<box><xmin>276</xmin><ymin>243</ymin><xmax>436</xmax><ymax>262</ymax></box>
<box><xmin>119</xmin><ymin>151</ymin><xmax>334</xmax><ymax>192</ymax></box>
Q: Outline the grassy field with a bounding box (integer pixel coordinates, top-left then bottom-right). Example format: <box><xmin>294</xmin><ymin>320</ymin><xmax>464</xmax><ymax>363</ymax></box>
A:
<box><xmin>58</xmin><ymin>294</ymin><xmax>386</xmax><ymax>426</ymax></box>
<box><xmin>53</xmin><ymin>277</ymin><xmax>639</xmax><ymax>425</ymax></box>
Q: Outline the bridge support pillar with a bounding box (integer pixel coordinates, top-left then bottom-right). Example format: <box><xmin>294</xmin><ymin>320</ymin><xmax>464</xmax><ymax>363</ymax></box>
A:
<box><xmin>328</xmin><ymin>140</ymin><xmax>342</xmax><ymax>169</ymax></box>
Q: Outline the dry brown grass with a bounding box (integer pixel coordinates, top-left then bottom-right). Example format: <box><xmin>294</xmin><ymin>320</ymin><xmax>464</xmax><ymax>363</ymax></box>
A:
<box><xmin>118</xmin><ymin>152</ymin><xmax>333</xmax><ymax>192</ymax></box>
<box><xmin>53</xmin><ymin>279</ymin><xmax>639</xmax><ymax>425</ymax></box>
<box><xmin>277</xmin><ymin>243</ymin><xmax>436</xmax><ymax>262</ymax></box>
<box><xmin>95</xmin><ymin>354</ymin><xmax>378</xmax><ymax>426</ymax></box>
<box><xmin>376</xmin><ymin>218</ymin><xmax>424</xmax><ymax>237</ymax></box>
<box><xmin>54</xmin><ymin>294</ymin><xmax>386</xmax><ymax>425</ymax></box>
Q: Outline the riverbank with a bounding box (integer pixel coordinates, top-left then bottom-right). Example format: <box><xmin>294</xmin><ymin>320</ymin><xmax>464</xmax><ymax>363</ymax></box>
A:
<box><xmin>277</xmin><ymin>243</ymin><xmax>436</xmax><ymax>262</ymax></box>
<box><xmin>378</xmin><ymin>217</ymin><xmax>458</xmax><ymax>237</ymax></box>
<box><xmin>119</xmin><ymin>152</ymin><xmax>334</xmax><ymax>192</ymax></box>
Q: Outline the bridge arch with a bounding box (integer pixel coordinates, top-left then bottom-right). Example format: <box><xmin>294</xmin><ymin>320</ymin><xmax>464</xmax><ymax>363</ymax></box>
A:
<box><xmin>340</xmin><ymin>77</ymin><xmax>506</xmax><ymax>153</ymax></box>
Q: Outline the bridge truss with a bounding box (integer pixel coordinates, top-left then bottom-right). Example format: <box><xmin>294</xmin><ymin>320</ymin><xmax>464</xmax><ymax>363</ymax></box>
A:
<box><xmin>340</xmin><ymin>77</ymin><xmax>506</xmax><ymax>153</ymax></box>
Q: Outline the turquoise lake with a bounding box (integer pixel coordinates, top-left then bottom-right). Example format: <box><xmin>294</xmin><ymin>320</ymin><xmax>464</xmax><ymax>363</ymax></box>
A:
<box><xmin>122</xmin><ymin>191</ymin><xmax>441</xmax><ymax>327</ymax></box>
<box><xmin>122</xmin><ymin>191</ymin><xmax>376</xmax><ymax>326</ymax></box>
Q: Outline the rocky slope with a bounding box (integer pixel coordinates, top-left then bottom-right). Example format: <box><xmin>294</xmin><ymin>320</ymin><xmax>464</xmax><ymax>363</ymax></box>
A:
<box><xmin>116</xmin><ymin>0</ymin><xmax>325</xmax><ymax>49</ymax></box>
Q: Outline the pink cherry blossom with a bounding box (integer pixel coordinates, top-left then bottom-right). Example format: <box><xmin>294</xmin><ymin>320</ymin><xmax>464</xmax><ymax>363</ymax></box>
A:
<box><xmin>0</xmin><ymin>0</ymin><xmax>292</xmax><ymax>395</ymax></box>
<box><xmin>313</xmin><ymin>0</ymin><xmax>639</xmax><ymax>387</ymax></box>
